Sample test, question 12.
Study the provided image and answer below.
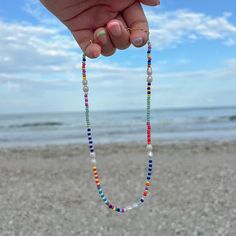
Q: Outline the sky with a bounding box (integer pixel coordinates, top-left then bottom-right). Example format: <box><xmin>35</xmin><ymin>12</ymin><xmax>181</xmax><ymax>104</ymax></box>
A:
<box><xmin>0</xmin><ymin>0</ymin><xmax>236</xmax><ymax>113</ymax></box>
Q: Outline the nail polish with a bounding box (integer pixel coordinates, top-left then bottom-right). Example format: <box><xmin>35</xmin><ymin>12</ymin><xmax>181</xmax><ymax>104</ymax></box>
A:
<box><xmin>131</xmin><ymin>37</ymin><xmax>143</xmax><ymax>46</ymax></box>
<box><xmin>97</xmin><ymin>30</ymin><xmax>107</xmax><ymax>44</ymax></box>
<box><xmin>108</xmin><ymin>22</ymin><xmax>121</xmax><ymax>37</ymax></box>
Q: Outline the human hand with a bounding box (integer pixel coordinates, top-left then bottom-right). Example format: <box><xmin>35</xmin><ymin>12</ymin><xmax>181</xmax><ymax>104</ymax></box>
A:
<box><xmin>40</xmin><ymin>0</ymin><xmax>160</xmax><ymax>58</ymax></box>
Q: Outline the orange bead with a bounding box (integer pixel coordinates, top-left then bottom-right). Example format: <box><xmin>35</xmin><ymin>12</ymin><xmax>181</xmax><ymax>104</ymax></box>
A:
<box><xmin>146</xmin><ymin>181</ymin><xmax>150</xmax><ymax>186</ymax></box>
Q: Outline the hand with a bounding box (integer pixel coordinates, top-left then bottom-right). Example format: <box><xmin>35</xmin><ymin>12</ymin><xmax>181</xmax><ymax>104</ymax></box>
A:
<box><xmin>40</xmin><ymin>0</ymin><xmax>160</xmax><ymax>58</ymax></box>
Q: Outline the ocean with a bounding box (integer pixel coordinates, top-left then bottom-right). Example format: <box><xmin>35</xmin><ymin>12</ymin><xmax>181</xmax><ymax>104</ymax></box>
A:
<box><xmin>0</xmin><ymin>107</ymin><xmax>236</xmax><ymax>148</ymax></box>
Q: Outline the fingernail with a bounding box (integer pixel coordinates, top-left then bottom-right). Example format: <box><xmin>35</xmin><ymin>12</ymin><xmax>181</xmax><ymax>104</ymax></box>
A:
<box><xmin>93</xmin><ymin>50</ymin><xmax>100</xmax><ymax>58</ymax></box>
<box><xmin>108</xmin><ymin>22</ymin><xmax>121</xmax><ymax>37</ymax></box>
<box><xmin>97</xmin><ymin>30</ymin><xmax>107</xmax><ymax>44</ymax></box>
<box><xmin>131</xmin><ymin>37</ymin><xmax>143</xmax><ymax>46</ymax></box>
<box><xmin>85</xmin><ymin>47</ymin><xmax>100</xmax><ymax>58</ymax></box>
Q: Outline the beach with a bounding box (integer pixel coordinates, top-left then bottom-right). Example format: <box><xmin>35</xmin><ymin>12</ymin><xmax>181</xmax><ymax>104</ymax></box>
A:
<box><xmin>0</xmin><ymin>140</ymin><xmax>235</xmax><ymax>236</ymax></box>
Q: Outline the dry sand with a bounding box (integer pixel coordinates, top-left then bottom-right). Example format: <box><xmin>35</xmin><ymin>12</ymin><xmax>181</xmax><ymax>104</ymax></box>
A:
<box><xmin>0</xmin><ymin>141</ymin><xmax>236</xmax><ymax>236</ymax></box>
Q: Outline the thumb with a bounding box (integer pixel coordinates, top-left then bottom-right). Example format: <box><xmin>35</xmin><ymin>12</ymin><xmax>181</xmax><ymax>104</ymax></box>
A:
<box><xmin>139</xmin><ymin>0</ymin><xmax>160</xmax><ymax>6</ymax></box>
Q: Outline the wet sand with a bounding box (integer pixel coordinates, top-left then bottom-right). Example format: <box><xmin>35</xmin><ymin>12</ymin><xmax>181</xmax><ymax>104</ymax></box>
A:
<box><xmin>0</xmin><ymin>140</ymin><xmax>236</xmax><ymax>236</ymax></box>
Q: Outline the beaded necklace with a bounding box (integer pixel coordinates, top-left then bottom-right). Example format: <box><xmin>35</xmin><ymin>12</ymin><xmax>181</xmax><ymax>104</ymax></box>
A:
<box><xmin>81</xmin><ymin>35</ymin><xmax>153</xmax><ymax>213</ymax></box>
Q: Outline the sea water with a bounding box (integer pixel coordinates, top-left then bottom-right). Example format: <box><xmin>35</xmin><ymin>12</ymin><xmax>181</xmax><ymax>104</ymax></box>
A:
<box><xmin>0</xmin><ymin>107</ymin><xmax>236</xmax><ymax>148</ymax></box>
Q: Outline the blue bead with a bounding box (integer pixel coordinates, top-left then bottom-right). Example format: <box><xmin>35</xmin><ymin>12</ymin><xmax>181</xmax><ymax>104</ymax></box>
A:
<box><xmin>149</xmin><ymin>160</ymin><xmax>153</xmax><ymax>163</ymax></box>
<box><xmin>148</xmin><ymin>168</ymin><xmax>152</xmax><ymax>172</ymax></box>
<box><xmin>148</xmin><ymin>172</ymin><xmax>151</xmax><ymax>176</ymax></box>
<box><xmin>149</xmin><ymin>164</ymin><xmax>152</xmax><ymax>168</ymax></box>
<box><xmin>147</xmin><ymin>177</ymin><xmax>151</xmax><ymax>180</ymax></box>
<box><xmin>87</xmin><ymin>128</ymin><xmax>91</xmax><ymax>131</ymax></box>
<box><xmin>140</xmin><ymin>198</ymin><xmax>144</xmax><ymax>202</ymax></box>
<box><xmin>89</xmin><ymin>141</ymin><xmax>93</xmax><ymax>144</ymax></box>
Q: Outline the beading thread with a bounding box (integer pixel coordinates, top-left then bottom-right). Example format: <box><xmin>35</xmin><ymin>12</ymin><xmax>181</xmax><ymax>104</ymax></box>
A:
<box><xmin>81</xmin><ymin>40</ymin><xmax>153</xmax><ymax>213</ymax></box>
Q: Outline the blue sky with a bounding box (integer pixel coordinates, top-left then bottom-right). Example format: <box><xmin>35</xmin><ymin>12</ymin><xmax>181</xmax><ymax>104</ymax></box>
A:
<box><xmin>0</xmin><ymin>0</ymin><xmax>236</xmax><ymax>113</ymax></box>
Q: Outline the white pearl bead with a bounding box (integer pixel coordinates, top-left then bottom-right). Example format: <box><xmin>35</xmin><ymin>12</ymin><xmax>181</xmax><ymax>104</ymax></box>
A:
<box><xmin>132</xmin><ymin>203</ymin><xmax>138</xmax><ymax>208</ymax></box>
<box><xmin>148</xmin><ymin>151</ymin><xmax>153</xmax><ymax>158</ymax></box>
<box><xmin>83</xmin><ymin>86</ymin><xmax>89</xmax><ymax>93</ymax></box>
<box><xmin>146</xmin><ymin>144</ymin><xmax>153</xmax><ymax>152</ymax></box>
<box><xmin>147</xmin><ymin>67</ymin><xmax>152</xmax><ymax>75</ymax></box>
<box><xmin>82</xmin><ymin>80</ymin><xmax>87</xmax><ymax>85</ymax></box>
<box><xmin>91</xmin><ymin>158</ymin><xmax>96</xmax><ymax>165</ymax></box>
<box><xmin>90</xmin><ymin>152</ymin><xmax>96</xmax><ymax>158</ymax></box>
<box><xmin>147</xmin><ymin>75</ymin><xmax>152</xmax><ymax>83</ymax></box>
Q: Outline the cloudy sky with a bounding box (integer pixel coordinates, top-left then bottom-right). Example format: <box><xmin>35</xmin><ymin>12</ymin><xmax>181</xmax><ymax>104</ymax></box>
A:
<box><xmin>0</xmin><ymin>0</ymin><xmax>236</xmax><ymax>113</ymax></box>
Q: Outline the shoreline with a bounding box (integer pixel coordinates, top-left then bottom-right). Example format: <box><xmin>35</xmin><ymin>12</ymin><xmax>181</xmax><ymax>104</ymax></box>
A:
<box><xmin>1</xmin><ymin>138</ymin><xmax>236</xmax><ymax>150</ymax></box>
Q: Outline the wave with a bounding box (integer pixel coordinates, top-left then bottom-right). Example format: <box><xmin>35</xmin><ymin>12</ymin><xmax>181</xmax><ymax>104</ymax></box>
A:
<box><xmin>9</xmin><ymin>122</ymin><xmax>63</xmax><ymax>128</ymax></box>
<box><xmin>183</xmin><ymin>115</ymin><xmax>236</xmax><ymax>124</ymax></box>
<box><xmin>229</xmin><ymin>115</ymin><xmax>236</xmax><ymax>121</ymax></box>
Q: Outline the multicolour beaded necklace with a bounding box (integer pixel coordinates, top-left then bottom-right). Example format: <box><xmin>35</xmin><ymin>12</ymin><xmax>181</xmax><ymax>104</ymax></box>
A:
<box><xmin>81</xmin><ymin>36</ymin><xmax>153</xmax><ymax>213</ymax></box>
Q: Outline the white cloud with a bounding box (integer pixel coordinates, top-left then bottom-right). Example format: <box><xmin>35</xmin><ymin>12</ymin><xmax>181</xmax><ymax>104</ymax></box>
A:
<box><xmin>147</xmin><ymin>10</ymin><xmax>236</xmax><ymax>49</ymax></box>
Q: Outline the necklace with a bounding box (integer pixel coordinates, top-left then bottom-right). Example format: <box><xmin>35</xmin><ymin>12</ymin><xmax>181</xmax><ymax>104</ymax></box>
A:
<box><xmin>81</xmin><ymin>36</ymin><xmax>153</xmax><ymax>213</ymax></box>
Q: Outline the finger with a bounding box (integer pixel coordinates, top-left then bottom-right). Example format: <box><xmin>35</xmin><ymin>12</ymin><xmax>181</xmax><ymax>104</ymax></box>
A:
<box><xmin>106</xmin><ymin>17</ymin><xmax>131</xmax><ymax>50</ymax></box>
<box><xmin>139</xmin><ymin>0</ymin><xmax>160</xmax><ymax>6</ymax></box>
<box><xmin>71</xmin><ymin>29</ymin><xmax>101</xmax><ymax>58</ymax></box>
<box><xmin>94</xmin><ymin>28</ymin><xmax>116</xmax><ymax>57</ymax></box>
<box><xmin>122</xmin><ymin>2</ymin><xmax>149</xmax><ymax>47</ymax></box>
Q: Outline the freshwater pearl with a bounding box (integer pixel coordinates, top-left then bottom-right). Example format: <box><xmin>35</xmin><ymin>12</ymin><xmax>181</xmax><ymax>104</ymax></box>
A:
<box><xmin>147</xmin><ymin>67</ymin><xmax>152</xmax><ymax>75</ymax></box>
<box><xmin>147</xmin><ymin>75</ymin><xmax>152</xmax><ymax>83</ymax></box>
<box><xmin>148</xmin><ymin>151</ymin><xmax>153</xmax><ymax>158</ymax></box>
<box><xmin>83</xmin><ymin>86</ymin><xmax>89</xmax><ymax>93</ymax></box>
<box><xmin>90</xmin><ymin>152</ymin><xmax>96</xmax><ymax>158</ymax></box>
<box><xmin>82</xmin><ymin>80</ymin><xmax>88</xmax><ymax>85</ymax></box>
<box><xmin>91</xmin><ymin>158</ymin><xmax>96</xmax><ymax>165</ymax></box>
<box><xmin>132</xmin><ymin>203</ymin><xmax>139</xmax><ymax>208</ymax></box>
<box><xmin>146</xmin><ymin>144</ymin><xmax>153</xmax><ymax>152</ymax></box>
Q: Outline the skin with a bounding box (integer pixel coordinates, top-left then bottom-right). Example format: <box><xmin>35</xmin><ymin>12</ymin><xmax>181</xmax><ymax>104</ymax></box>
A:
<box><xmin>40</xmin><ymin>0</ymin><xmax>160</xmax><ymax>58</ymax></box>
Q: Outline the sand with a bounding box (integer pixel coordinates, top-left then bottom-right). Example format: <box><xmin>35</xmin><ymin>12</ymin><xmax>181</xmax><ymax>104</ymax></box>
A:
<box><xmin>0</xmin><ymin>140</ymin><xmax>236</xmax><ymax>236</ymax></box>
